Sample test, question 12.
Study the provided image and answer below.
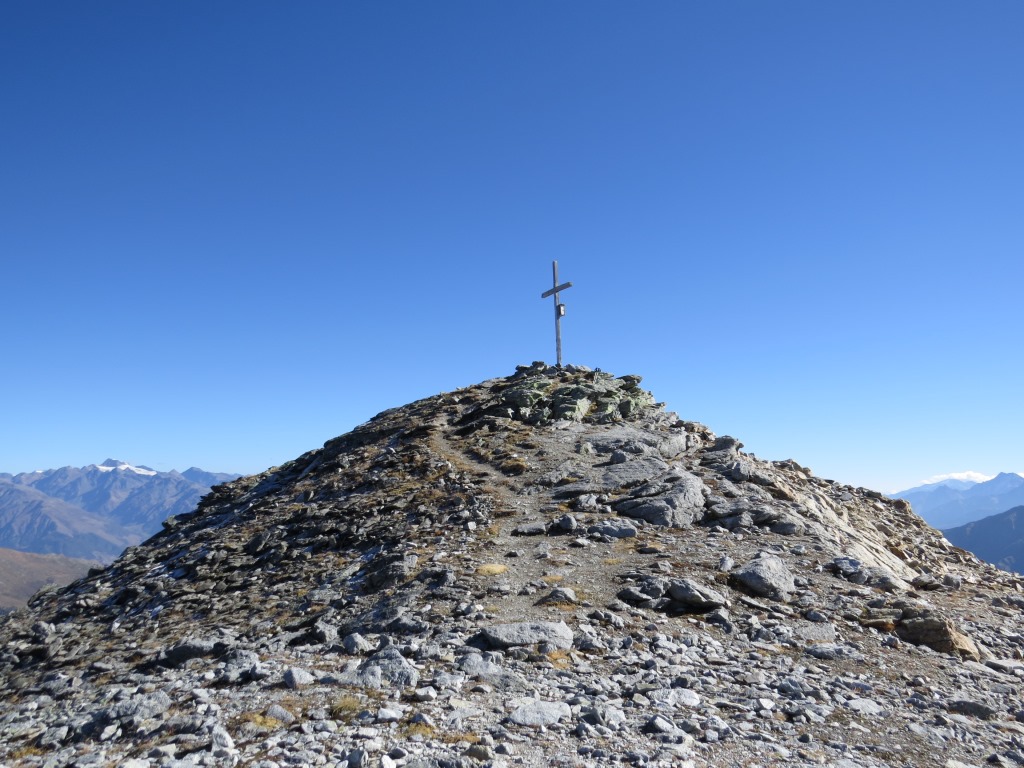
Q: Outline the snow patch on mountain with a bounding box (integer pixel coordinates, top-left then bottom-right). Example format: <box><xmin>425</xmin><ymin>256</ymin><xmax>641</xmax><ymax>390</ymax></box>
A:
<box><xmin>93</xmin><ymin>459</ymin><xmax>157</xmax><ymax>476</ymax></box>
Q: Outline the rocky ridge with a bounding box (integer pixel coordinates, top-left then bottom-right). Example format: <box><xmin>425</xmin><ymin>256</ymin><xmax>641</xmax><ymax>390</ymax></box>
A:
<box><xmin>2</xmin><ymin>363</ymin><xmax>1023</xmax><ymax>768</ymax></box>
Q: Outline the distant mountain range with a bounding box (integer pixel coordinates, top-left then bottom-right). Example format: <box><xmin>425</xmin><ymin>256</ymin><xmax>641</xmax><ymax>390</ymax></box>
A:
<box><xmin>894</xmin><ymin>472</ymin><xmax>1024</xmax><ymax>530</ymax></box>
<box><xmin>943</xmin><ymin>506</ymin><xmax>1024</xmax><ymax>574</ymax></box>
<box><xmin>0</xmin><ymin>460</ymin><xmax>240</xmax><ymax>562</ymax></box>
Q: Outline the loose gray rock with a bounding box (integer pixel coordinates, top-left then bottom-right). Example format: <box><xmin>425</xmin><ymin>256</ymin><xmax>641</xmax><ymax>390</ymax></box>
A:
<box><xmin>481</xmin><ymin>621</ymin><xmax>573</xmax><ymax>650</ymax></box>
<box><xmin>946</xmin><ymin>699</ymin><xmax>1000</xmax><ymax>719</ymax></box>
<box><xmin>342</xmin><ymin>632</ymin><xmax>376</xmax><ymax>655</ymax></box>
<box><xmin>284</xmin><ymin>666</ymin><xmax>316</xmax><ymax>689</ymax></box>
<box><xmin>846</xmin><ymin>698</ymin><xmax>885</xmax><ymax>716</ymax></box>
<box><xmin>731</xmin><ymin>554</ymin><xmax>795</xmax><ymax>600</ymax></box>
<box><xmin>104</xmin><ymin>691</ymin><xmax>172</xmax><ymax>722</ymax></box>
<box><xmin>806</xmin><ymin>643</ymin><xmax>864</xmax><ymax>661</ymax></box>
<box><xmin>360</xmin><ymin>647</ymin><xmax>420</xmax><ymax>689</ymax></box>
<box><xmin>587</xmin><ymin>519</ymin><xmax>637</xmax><ymax>539</ymax></box>
<box><xmin>266</xmin><ymin>703</ymin><xmax>296</xmax><ymax>725</ymax></box>
<box><xmin>537</xmin><ymin>587</ymin><xmax>577</xmax><ymax>605</ymax></box>
<box><xmin>666</xmin><ymin>578</ymin><xmax>728</xmax><ymax>611</ymax></box>
<box><xmin>512</xmin><ymin>521</ymin><xmax>548</xmax><ymax>536</ymax></box>
<box><xmin>508</xmin><ymin>699</ymin><xmax>571</xmax><ymax>726</ymax></box>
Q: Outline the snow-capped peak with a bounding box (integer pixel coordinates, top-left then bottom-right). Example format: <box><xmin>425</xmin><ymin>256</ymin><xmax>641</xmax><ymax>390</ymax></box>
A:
<box><xmin>94</xmin><ymin>459</ymin><xmax>157</xmax><ymax>476</ymax></box>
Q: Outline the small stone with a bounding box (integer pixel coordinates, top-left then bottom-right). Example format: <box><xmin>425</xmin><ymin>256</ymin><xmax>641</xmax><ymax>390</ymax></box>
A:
<box><xmin>414</xmin><ymin>686</ymin><xmax>438</xmax><ymax>702</ymax></box>
<box><xmin>377</xmin><ymin>707</ymin><xmax>403</xmax><ymax>722</ymax></box>
<box><xmin>846</xmin><ymin>698</ymin><xmax>885</xmax><ymax>716</ymax></box>
<box><xmin>553</xmin><ymin>514</ymin><xmax>578</xmax><ymax>531</ymax></box>
<box><xmin>513</xmin><ymin>521</ymin><xmax>548</xmax><ymax>536</ymax></box>
<box><xmin>266</xmin><ymin>703</ymin><xmax>296</xmax><ymax>724</ymax></box>
<box><xmin>538</xmin><ymin>587</ymin><xmax>577</xmax><ymax>605</ymax></box>
<box><xmin>210</xmin><ymin>724</ymin><xmax>235</xmax><ymax>751</ymax></box>
<box><xmin>643</xmin><ymin>714</ymin><xmax>678</xmax><ymax>734</ymax></box>
<box><xmin>284</xmin><ymin>667</ymin><xmax>316</xmax><ymax>689</ymax></box>
<box><xmin>587</xmin><ymin>520</ymin><xmax>638</xmax><ymax>539</ymax></box>
<box><xmin>342</xmin><ymin>633</ymin><xmax>375</xmax><ymax>655</ymax></box>
<box><xmin>464</xmin><ymin>743</ymin><xmax>496</xmax><ymax>760</ymax></box>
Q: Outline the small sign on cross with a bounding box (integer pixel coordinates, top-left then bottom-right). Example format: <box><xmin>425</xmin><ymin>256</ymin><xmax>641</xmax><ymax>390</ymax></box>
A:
<box><xmin>540</xmin><ymin>260</ymin><xmax>573</xmax><ymax>367</ymax></box>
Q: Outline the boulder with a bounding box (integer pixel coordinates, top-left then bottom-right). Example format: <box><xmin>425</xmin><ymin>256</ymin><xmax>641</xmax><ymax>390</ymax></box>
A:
<box><xmin>587</xmin><ymin>519</ymin><xmax>637</xmax><ymax>539</ymax></box>
<box><xmin>895</xmin><ymin>616</ymin><xmax>981</xmax><ymax>662</ymax></box>
<box><xmin>666</xmin><ymin>578</ymin><xmax>728</xmax><ymax>611</ymax></box>
<box><xmin>616</xmin><ymin>479</ymin><xmax>706</xmax><ymax>528</ymax></box>
<box><xmin>481</xmin><ymin>621</ymin><xmax>573</xmax><ymax>650</ymax></box>
<box><xmin>508</xmin><ymin>699</ymin><xmax>571</xmax><ymax>726</ymax></box>
<box><xmin>731</xmin><ymin>555</ymin><xmax>795</xmax><ymax>600</ymax></box>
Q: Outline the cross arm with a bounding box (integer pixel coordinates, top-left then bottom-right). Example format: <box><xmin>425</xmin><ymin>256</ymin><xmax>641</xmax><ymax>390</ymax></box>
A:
<box><xmin>541</xmin><ymin>281</ymin><xmax>573</xmax><ymax>299</ymax></box>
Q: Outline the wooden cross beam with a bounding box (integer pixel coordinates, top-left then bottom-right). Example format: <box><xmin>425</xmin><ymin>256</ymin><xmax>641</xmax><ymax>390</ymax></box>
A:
<box><xmin>540</xmin><ymin>260</ymin><xmax>573</xmax><ymax>367</ymax></box>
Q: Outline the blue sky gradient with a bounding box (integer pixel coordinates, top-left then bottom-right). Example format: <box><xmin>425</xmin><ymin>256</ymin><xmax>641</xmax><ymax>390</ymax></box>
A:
<box><xmin>3</xmin><ymin>2</ymin><xmax>1022</xmax><ymax>492</ymax></box>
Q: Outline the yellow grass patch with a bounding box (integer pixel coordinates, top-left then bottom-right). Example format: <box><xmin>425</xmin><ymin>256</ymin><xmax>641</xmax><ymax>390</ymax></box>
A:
<box><xmin>476</xmin><ymin>563</ymin><xmax>509</xmax><ymax>576</ymax></box>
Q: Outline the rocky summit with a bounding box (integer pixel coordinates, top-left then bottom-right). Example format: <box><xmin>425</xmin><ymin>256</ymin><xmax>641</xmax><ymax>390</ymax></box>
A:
<box><xmin>3</xmin><ymin>364</ymin><xmax>1024</xmax><ymax>768</ymax></box>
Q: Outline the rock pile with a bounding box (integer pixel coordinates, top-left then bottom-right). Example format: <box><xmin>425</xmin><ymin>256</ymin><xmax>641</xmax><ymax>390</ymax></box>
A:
<box><xmin>2</xmin><ymin>363</ymin><xmax>1023</xmax><ymax>768</ymax></box>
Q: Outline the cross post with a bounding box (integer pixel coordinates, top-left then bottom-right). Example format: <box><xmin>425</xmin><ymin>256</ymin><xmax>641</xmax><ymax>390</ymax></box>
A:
<box><xmin>540</xmin><ymin>260</ymin><xmax>573</xmax><ymax>367</ymax></box>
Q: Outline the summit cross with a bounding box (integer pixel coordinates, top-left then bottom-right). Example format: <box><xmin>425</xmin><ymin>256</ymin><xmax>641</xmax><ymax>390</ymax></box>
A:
<box><xmin>540</xmin><ymin>260</ymin><xmax>573</xmax><ymax>367</ymax></box>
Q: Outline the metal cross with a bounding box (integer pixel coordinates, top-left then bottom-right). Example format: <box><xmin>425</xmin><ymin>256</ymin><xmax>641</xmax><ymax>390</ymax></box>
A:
<box><xmin>540</xmin><ymin>260</ymin><xmax>573</xmax><ymax>367</ymax></box>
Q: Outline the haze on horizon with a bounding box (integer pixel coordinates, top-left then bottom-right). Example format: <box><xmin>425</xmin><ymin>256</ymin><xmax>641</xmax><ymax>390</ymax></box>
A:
<box><xmin>2</xmin><ymin>2</ymin><xmax>1022</xmax><ymax>495</ymax></box>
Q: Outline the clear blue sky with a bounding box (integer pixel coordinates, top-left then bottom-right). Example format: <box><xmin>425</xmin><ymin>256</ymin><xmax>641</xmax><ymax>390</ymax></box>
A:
<box><xmin>3</xmin><ymin>2</ymin><xmax>1021</xmax><ymax>493</ymax></box>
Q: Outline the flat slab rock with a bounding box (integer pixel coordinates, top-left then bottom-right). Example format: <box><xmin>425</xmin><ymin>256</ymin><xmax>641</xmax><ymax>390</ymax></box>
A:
<box><xmin>508</xmin><ymin>698</ymin><xmax>572</xmax><ymax>726</ymax></box>
<box><xmin>600</xmin><ymin>457</ymin><xmax>669</xmax><ymax>489</ymax></box>
<box><xmin>480</xmin><ymin>621</ymin><xmax>573</xmax><ymax>650</ymax></box>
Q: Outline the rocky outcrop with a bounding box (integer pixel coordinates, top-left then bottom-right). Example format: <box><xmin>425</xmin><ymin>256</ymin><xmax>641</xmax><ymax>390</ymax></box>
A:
<box><xmin>1</xmin><ymin>363</ymin><xmax>1022</xmax><ymax>768</ymax></box>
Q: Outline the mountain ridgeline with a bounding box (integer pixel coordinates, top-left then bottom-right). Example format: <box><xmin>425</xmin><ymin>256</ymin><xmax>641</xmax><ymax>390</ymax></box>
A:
<box><xmin>0</xmin><ymin>460</ymin><xmax>239</xmax><ymax>561</ymax></box>
<box><xmin>2</xmin><ymin>364</ymin><xmax>1024</xmax><ymax>768</ymax></box>
<box><xmin>896</xmin><ymin>472</ymin><xmax>1024</xmax><ymax>530</ymax></box>
<box><xmin>943</xmin><ymin>506</ymin><xmax>1024</xmax><ymax>574</ymax></box>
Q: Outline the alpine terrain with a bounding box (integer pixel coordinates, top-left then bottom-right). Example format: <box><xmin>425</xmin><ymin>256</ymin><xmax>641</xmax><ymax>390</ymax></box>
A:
<box><xmin>2</xmin><ymin>364</ymin><xmax>1022</xmax><ymax>768</ymax></box>
<box><xmin>0</xmin><ymin>461</ymin><xmax>240</xmax><ymax>561</ymax></box>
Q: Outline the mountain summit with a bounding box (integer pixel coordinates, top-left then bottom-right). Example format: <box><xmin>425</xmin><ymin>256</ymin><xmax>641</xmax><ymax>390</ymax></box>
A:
<box><xmin>95</xmin><ymin>459</ymin><xmax>158</xmax><ymax>476</ymax></box>
<box><xmin>2</xmin><ymin>363</ymin><xmax>1022</xmax><ymax>767</ymax></box>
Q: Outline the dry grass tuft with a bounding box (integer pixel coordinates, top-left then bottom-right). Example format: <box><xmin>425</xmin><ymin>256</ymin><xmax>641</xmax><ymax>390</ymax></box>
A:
<box><xmin>403</xmin><ymin>721</ymin><xmax>436</xmax><ymax>739</ymax></box>
<box><xmin>499</xmin><ymin>458</ymin><xmax>530</xmax><ymax>475</ymax></box>
<box><xmin>236</xmin><ymin>711</ymin><xmax>283</xmax><ymax>730</ymax></box>
<box><xmin>476</xmin><ymin>563</ymin><xmax>509</xmax><ymax>576</ymax></box>
<box><xmin>330</xmin><ymin>694</ymin><xmax>365</xmax><ymax>722</ymax></box>
<box><xmin>546</xmin><ymin>648</ymin><xmax>573</xmax><ymax>669</ymax></box>
<box><xmin>439</xmin><ymin>730</ymin><xmax>481</xmax><ymax>744</ymax></box>
<box><xmin>9</xmin><ymin>744</ymin><xmax>45</xmax><ymax>759</ymax></box>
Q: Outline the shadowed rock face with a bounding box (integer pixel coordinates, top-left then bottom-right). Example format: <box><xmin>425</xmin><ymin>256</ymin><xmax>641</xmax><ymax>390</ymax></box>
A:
<box><xmin>1</xmin><ymin>362</ymin><xmax>1023</xmax><ymax>767</ymax></box>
